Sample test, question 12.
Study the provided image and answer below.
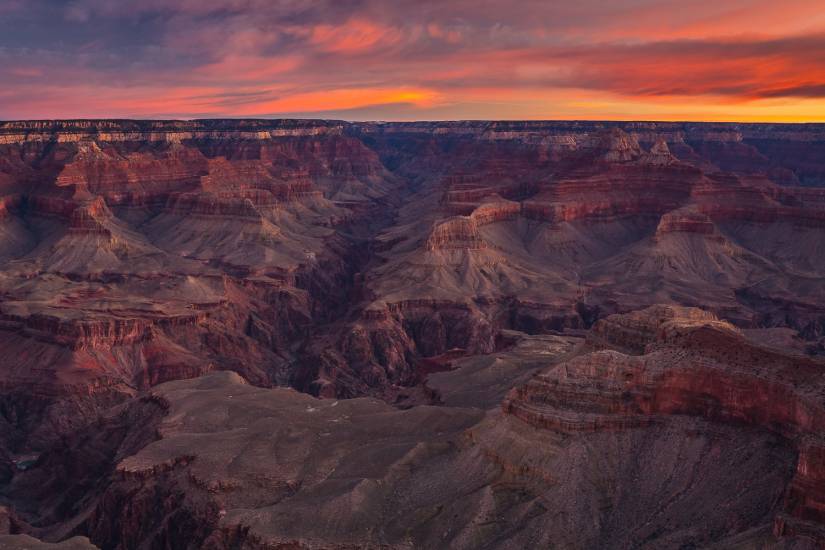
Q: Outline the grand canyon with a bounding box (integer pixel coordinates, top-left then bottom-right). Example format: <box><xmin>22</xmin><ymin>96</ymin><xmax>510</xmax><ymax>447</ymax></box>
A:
<box><xmin>0</xmin><ymin>119</ymin><xmax>821</xmax><ymax>548</ymax></box>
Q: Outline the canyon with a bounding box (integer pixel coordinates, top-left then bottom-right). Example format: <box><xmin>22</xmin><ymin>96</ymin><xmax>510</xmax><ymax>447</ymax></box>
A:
<box><xmin>0</xmin><ymin>119</ymin><xmax>825</xmax><ymax>548</ymax></box>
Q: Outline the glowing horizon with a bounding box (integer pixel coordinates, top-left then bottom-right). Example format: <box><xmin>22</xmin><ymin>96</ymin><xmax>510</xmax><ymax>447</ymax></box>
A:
<box><xmin>2</xmin><ymin>0</ymin><xmax>825</xmax><ymax>122</ymax></box>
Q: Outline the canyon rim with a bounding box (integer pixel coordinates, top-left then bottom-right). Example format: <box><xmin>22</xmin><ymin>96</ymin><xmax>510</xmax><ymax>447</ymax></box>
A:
<box><xmin>4</xmin><ymin>0</ymin><xmax>825</xmax><ymax>548</ymax></box>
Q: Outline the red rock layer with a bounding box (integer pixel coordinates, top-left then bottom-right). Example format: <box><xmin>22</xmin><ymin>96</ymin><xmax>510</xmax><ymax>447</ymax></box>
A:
<box><xmin>0</xmin><ymin>121</ymin><xmax>403</xmax><ymax>456</ymax></box>
<box><xmin>503</xmin><ymin>306</ymin><xmax>825</xmax><ymax>543</ymax></box>
<box><xmin>1</xmin><ymin>118</ymin><xmax>825</xmax><ymax>443</ymax></box>
<box><xmin>426</xmin><ymin>217</ymin><xmax>486</xmax><ymax>250</ymax></box>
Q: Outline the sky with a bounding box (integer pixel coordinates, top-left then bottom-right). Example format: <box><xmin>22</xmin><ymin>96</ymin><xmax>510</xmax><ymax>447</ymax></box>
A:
<box><xmin>1</xmin><ymin>0</ymin><xmax>825</xmax><ymax>121</ymax></box>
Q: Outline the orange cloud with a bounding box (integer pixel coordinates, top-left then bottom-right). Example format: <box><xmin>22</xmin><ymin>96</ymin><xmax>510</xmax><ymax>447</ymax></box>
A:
<box><xmin>426</xmin><ymin>23</ymin><xmax>462</xmax><ymax>44</ymax></box>
<box><xmin>234</xmin><ymin>87</ymin><xmax>441</xmax><ymax>115</ymax></box>
<box><xmin>546</xmin><ymin>34</ymin><xmax>825</xmax><ymax>101</ymax></box>
<box><xmin>308</xmin><ymin>19</ymin><xmax>403</xmax><ymax>54</ymax></box>
<box><xmin>2</xmin><ymin>1</ymin><xmax>825</xmax><ymax>120</ymax></box>
<box><xmin>1</xmin><ymin>82</ymin><xmax>442</xmax><ymax>120</ymax></box>
<box><xmin>194</xmin><ymin>55</ymin><xmax>303</xmax><ymax>82</ymax></box>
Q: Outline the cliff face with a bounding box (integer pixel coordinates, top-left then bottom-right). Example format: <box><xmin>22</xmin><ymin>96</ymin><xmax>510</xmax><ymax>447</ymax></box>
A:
<box><xmin>503</xmin><ymin>306</ymin><xmax>825</xmax><ymax>541</ymax></box>
<box><xmin>0</xmin><ymin>120</ymin><xmax>401</xmax><ymax>454</ymax></box>
<box><xmin>2</xmin><ymin>119</ymin><xmax>825</xmax><ymax>417</ymax></box>
<box><xmin>2</xmin><ymin>120</ymin><xmax>825</xmax><ymax>547</ymax></box>
<box><xmin>7</xmin><ymin>310</ymin><xmax>821</xmax><ymax>549</ymax></box>
<box><xmin>2</xmin><ymin>119</ymin><xmax>825</xmax><ymax>408</ymax></box>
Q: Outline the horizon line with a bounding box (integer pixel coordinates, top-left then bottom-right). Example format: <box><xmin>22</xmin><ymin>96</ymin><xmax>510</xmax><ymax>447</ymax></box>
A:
<box><xmin>3</xmin><ymin>117</ymin><xmax>825</xmax><ymax>126</ymax></box>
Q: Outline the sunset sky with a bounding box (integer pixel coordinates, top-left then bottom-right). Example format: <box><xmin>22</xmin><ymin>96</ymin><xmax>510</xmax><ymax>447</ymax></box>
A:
<box><xmin>2</xmin><ymin>0</ymin><xmax>825</xmax><ymax>121</ymax></box>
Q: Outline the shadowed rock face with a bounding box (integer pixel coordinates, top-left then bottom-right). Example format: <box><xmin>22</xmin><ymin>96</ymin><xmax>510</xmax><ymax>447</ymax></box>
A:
<box><xmin>0</xmin><ymin>120</ymin><xmax>401</xmax><ymax>454</ymax></box>
<box><xmin>1</xmin><ymin>120</ymin><xmax>825</xmax><ymax>548</ymax></box>
<box><xmin>0</xmin><ymin>535</ymin><xmax>98</xmax><ymax>549</ymax></box>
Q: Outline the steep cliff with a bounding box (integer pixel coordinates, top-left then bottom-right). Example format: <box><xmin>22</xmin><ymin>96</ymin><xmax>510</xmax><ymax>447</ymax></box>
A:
<box><xmin>503</xmin><ymin>306</ymin><xmax>825</xmax><ymax>542</ymax></box>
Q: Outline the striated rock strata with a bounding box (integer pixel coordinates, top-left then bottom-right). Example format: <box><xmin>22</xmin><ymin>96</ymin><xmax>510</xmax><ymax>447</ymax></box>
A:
<box><xmin>1</xmin><ymin>119</ymin><xmax>825</xmax><ymax>547</ymax></box>
<box><xmin>504</xmin><ymin>306</ymin><xmax>825</xmax><ymax>543</ymax></box>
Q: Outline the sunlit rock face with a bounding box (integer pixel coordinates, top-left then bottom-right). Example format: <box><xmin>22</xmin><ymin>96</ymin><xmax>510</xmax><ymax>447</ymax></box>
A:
<box><xmin>1</xmin><ymin>119</ymin><xmax>825</xmax><ymax>548</ymax></box>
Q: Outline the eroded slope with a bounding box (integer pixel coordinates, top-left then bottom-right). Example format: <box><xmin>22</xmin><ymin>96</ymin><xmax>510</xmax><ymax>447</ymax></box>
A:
<box><xmin>2</xmin><ymin>120</ymin><xmax>825</xmax><ymax>548</ymax></box>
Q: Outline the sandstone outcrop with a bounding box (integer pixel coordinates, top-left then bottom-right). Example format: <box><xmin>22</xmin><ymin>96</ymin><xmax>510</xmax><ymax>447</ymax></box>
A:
<box><xmin>503</xmin><ymin>306</ymin><xmax>825</xmax><ymax>542</ymax></box>
<box><xmin>426</xmin><ymin>216</ymin><xmax>486</xmax><ymax>250</ymax></box>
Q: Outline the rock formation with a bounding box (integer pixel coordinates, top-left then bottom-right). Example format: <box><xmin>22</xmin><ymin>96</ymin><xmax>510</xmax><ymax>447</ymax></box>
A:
<box><xmin>0</xmin><ymin>535</ymin><xmax>98</xmax><ymax>549</ymax></box>
<box><xmin>0</xmin><ymin>119</ymin><xmax>825</xmax><ymax>547</ymax></box>
<box><xmin>504</xmin><ymin>306</ymin><xmax>825</xmax><ymax>543</ymax></box>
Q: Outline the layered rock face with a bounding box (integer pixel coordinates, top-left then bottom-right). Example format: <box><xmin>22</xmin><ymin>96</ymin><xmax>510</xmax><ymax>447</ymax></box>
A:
<box><xmin>0</xmin><ymin>120</ymin><xmax>399</xmax><ymax>452</ymax></box>
<box><xmin>504</xmin><ymin>306</ymin><xmax>825</xmax><ymax>543</ymax></box>
<box><xmin>1</xmin><ymin>120</ymin><xmax>825</xmax><ymax>548</ymax></box>
<box><xmin>332</xmin><ymin>120</ymin><xmax>825</xmax><ymax>398</ymax></box>
<box><xmin>5</xmin><ymin>311</ymin><xmax>821</xmax><ymax>548</ymax></box>
<box><xmin>2</xmin><ymin>118</ymin><xmax>825</xmax><ymax>430</ymax></box>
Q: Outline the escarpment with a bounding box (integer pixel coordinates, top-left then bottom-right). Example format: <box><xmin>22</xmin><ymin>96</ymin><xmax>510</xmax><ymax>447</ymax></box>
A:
<box><xmin>0</xmin><ymin>120</ymin><xmax>402</xmax><ymax>455</ymax></box>
<box><xmin>9</xmin><ymin>308</ymin><xmax>822</xmax><ymax>549</ymax></box>
<box><xmin>503</xmin><ymin>306</ymin><xmax>825</xmax><ymax>542</ymax></box>
<box><xmin>1</xmin><ymin>119</ymin><xmax>825</xmax><ymax>406</ymax></box>
<box><xmin>1</xmin><ymin>120</ymin><xmax>825</xmax><ymax>548</ymax></box>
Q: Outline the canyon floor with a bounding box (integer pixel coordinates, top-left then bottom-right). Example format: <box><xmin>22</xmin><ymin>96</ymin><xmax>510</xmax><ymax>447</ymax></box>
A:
<box><xmin>1</xmin><ymin>120</ymin><xmax>825</xmax><ymax>549</ymax></box>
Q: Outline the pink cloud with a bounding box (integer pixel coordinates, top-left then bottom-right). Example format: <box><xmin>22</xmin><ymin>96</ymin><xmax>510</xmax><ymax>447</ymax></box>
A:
<box><xmin>307</xmin><ymin>18</ymin><xmax>404</xmax><ymax>54</ymax></box>
<box><xmin>2</xmin><ymin>0</ymin><xmax>825</xmax><ymax>120</ymax></box>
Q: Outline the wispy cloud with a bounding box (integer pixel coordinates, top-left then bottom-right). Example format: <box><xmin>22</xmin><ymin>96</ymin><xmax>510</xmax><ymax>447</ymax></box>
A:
<box><xmin>1</xmin><ymin>0</ymin><xmax>824</xmax><ymax>120</ymax></box>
